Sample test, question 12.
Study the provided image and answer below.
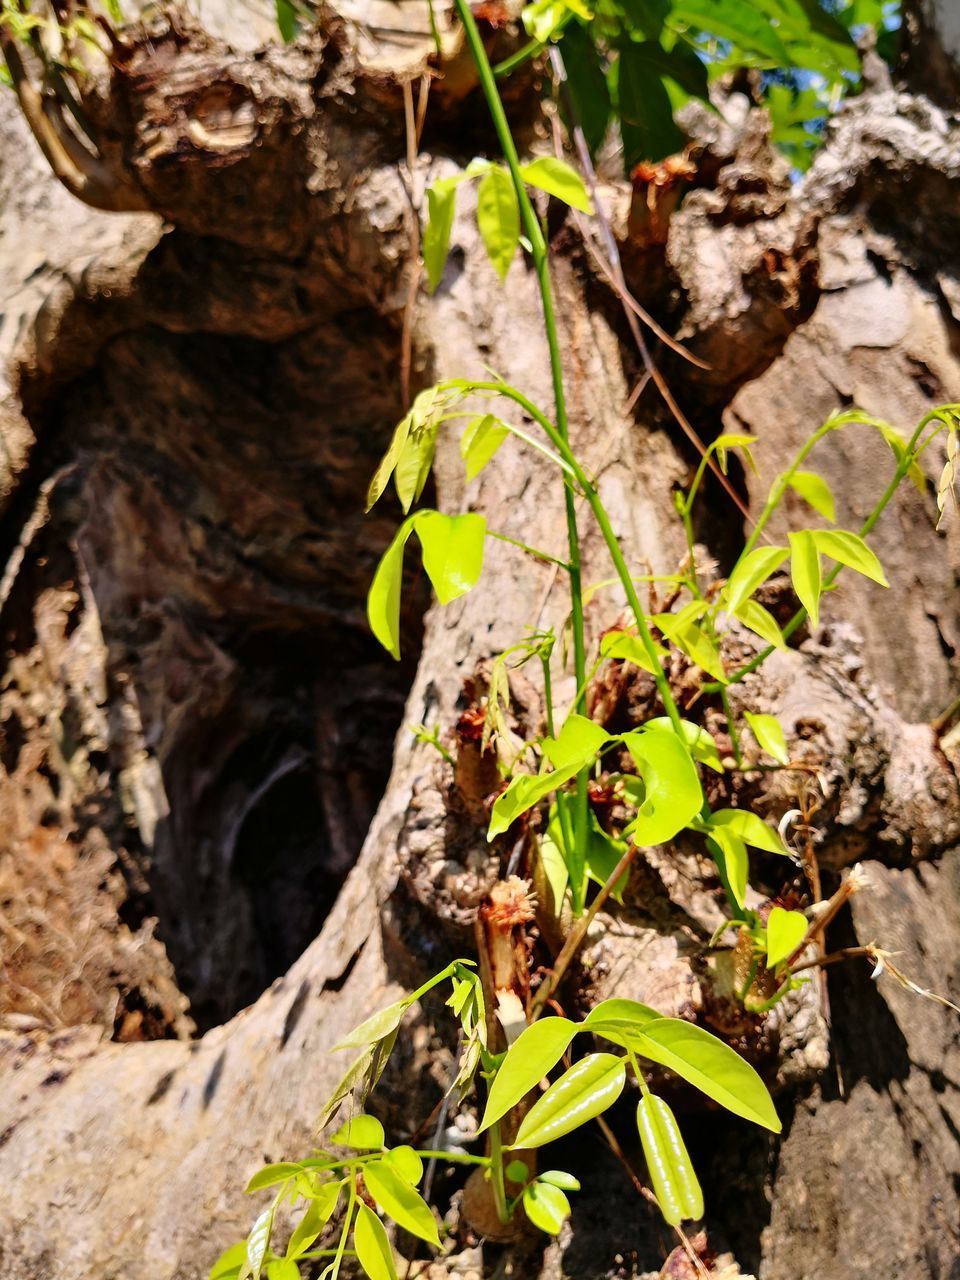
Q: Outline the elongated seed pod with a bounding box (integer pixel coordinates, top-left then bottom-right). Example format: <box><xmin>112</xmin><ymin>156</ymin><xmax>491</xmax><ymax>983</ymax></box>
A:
<box><xmin>636</xmin><ymin>1093</ymin><xmax>704</xmax><ymax>1227</ymax></box>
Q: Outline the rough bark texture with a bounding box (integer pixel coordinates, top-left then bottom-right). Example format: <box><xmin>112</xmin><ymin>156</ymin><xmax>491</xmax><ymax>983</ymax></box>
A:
<box><xmin>0</xmin><ymin>5</ymin><xmax>959</xmax><ymax>1280</ymax></box>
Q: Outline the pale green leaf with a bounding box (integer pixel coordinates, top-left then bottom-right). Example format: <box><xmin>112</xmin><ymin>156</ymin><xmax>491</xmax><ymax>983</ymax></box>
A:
<box><xmin>210</xmin><ymin>1242</ymin><xmax>249</xmax><ymax>1280</ymax></box>
<box><xmin>811</xmin><ymin>529</ymin><xmax>888</xmax><ymax>587</ymax></box>
<box><xmin>384</xmin><ymin>1145</ymin><xmax>423</xmax><ymax>1186</ymax></box>
<box><xmin>712</xmin><ymin>432</ymin><xmax>757</xmax><ymax>475</ymax></box>
<box><xmin>523</xmin><ymin>1181</ymin><xmax>571</xmax><ymax>1234</ymax></box>
<box><xmin>247</xmin><ymin>1207</ymin><xmax>273</xmax><ymax>1280</ymax></box>
<box><xmin>620</xmin><ymin>728</ymin><xmax>703</xmax><ymax>846</ymax></box>
<box><xmin>636</xmin><ymin>1093</ymin><xmax>703</xmax><ymax>1227</ymax></box>
<box><xmin>461</xmin><ymin>413</ymin><xmax>509</xmax><ymax>481</ymax></box>
<box><xmin>488</xmin><ymin>758</ymin><xmax>584</xmax><ymax>840</ymax></box>
<box><xmin>744</xmin><ymin>712</ymin><xmax>789</xmax><ymax>766</ymax></box>
<box><xmin>653</xmin><ymin>604</ymin><xmax>727</xmax><ymax>683</ymax></box>
<box><xmin>245</xmin><ymin>1163</ymin><xmax>303</xmax><ymax>1194</ymax></box>
<box><xmin>333</xmin><ymin>1114</ymin><xmax>385</xmax><ymax>1150</ymax></box>
<box><xmin>537</xmin><ymin>815</ymin><xmax>569</xmax><ymax>917</ymax></box>
<box><xmin>788</xmin><ymin>470</ymin><xmax>835</xmax><ymax>521</ymax></box>
<box><xmin>367</xmin><ymin>517</ymin><xmax>417</xmax><ymax>660</ymax></box>
<box><xmin>541</xmin><ymin>712</ymin><xmax>609</xmax><ymax>769</ymax></box>
<box><xmin>511</xmin><ymin>1053</ymin><xmax>626</xmax><ymax>1148</ymax></box>
<box><xmin>642</xmin><ymin>717</ymin><xmax>723</xmax><ymax>772</ymax></box>
<box><xmin>706</xmin><ymin>828</ymin><xmax>748</xmax><ymax>910</ymax></box>
<box><xmin>479</xmin><ymin>1017</ymin><xmax>578</xmax><ymax>1132</ymax></box>
<box><xmin>599</xmin><ymin>629</ymin><xmax>665</xmax><ymax>675</ymax></box>
<box><xmin>582</xmin><ymin>997</ymin><xmax>660</xmax><ymax>1048</ymax></box>
<box><xmin>366</xmin><ymin>415</ymin><xmax>412</xmax><ymax>513</ymax></box>
<box><xmin>505</xmin><ymin>1159</ymin><xmax>530</xmax><ymax>1185</ymax></box>
<box><xmin>414</xmin><ymin>510</ymin><xmax>486</xmax><ymax>606</ymax></box>
<box><xmin>520</xmin><ymin>156</ymin><xmax>594</xmax><ymax>214</ymax></box>
<box><xmin>707</xmin><ymin>809</ymin><xmax>788</xmax><ymax>855</ymax></box>
<box><xmin>423</xmin><ymin>176</ymin><xmax>461</xmax><ymax>293</ymax></box>
<box><xmin>732</xmin><ymin>598</ymin><xmax>786</xmax><ymax>650</ymax></box>
<box><xmin>724</xmin><ymin>546</ymin><xmax>790</xmax><ymax>614</ymax></box>
<box><xmin>353</xmin><ymin>1203</ymin><xmax>399</xmax><ymax>1280</ymax></box>
<box><xmin>334</xmin><ymin>1000</ymin><xmax>408</xmax><ymax>1052</ymax></box>
<box><xmin>765</xmin><ymin>906</ymin><xmax>808</xmax><ymax>968</ymax></box>
<box><xmin>632</xmin><ymin>1020</ymin><xmax>781</xmax><ymax>1131</ymax></box>
<box><xmin>286</xmin><ymin>1183</ymin><xmax>342</xmax><ymax>1259</ymax></box>
<box><xmin>476</xmin><ymin>165</ymin><xmax>520</xmax><ymax>280</ymax></box>
<box><xmin>788</xmin><ymin>530</ymin><xmax>822</xmax><ymax>626</ymax></box>
<box><xmin>363</xmin><ymin>1159</ymin><xmax>440</xmax><ymax>1246</ymax></box>
<box><xmin>539</xmin><ymin>1170</ymin><xmax>581</xmax><ymax>1190</ymax></box>
<box><xmin>267</xmin><ymin>1261</ymin><xmax>300</xmax><ymax>1280</ymax></box>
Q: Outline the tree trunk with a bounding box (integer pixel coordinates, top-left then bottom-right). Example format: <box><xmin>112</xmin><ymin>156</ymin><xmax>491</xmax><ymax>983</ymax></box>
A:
<box><xmin>0</xmin><ymin>6</ymin><xmax>958</xmax><ymax>1279</ymax></box>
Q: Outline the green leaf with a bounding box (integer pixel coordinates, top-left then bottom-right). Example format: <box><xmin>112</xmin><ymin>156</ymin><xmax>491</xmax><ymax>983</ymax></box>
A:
<box><xmin>367</xmin><ymin>416</ymin><xmax>412</xmax><ymax>513</ymax></box>
<box><xmin>642</xmin><ymin>717</ymin><xmax>723</xmax><ymax>772</ymax></box>
<box><xmin>672</xmin><ymin>0</ymin><xmax>791</xmax><ymax>63</ymax></box>
<box><xmin>732</xmin><ymin>599</ymin><xmax>786</xmax><ymax>651</ymax></box>
<box><xmin>476</xmin><ymin>166</ymin><xmax>520</xmax><ymax>281</ymax></box>
<box><xmin>765</xmin><ymin>906</ymin><xmax>808</xmax><ymax>968</ymax></box>
<box><xmin>788</xmin><ymin>530</ymin><xmax>822</xmax><ymax>626</ymax></box>
<box><xmin>384</xmin><ymin>1145</ymin><xmax>423</xmax><ymax>1186</ymax></box>
<box><xmin>505</xmin><ymin>1159</ymin><xmax>530</xmax><ymax>1184</ymax></box>
<box><xmin>363</xmin><ymin>1159</ymin><xmax>440</xmax><ymax>1246</ymax></box>
<box><xmin>620</xmin><ymin>728</ymin><xmax>703</xmax><ymax>846</ymax></box>
<box><xmin>414</xmin><ymin>510</ymin><xmax>486</xmax><ymax>606</ymax></box>
<box><xmin>744</xmin><ymin>712</ymin><xmax>789</xmax><ymax>766</ymax></box>
<box><xmin>523</xmin><ymin>1181</ymin><xmax>572</xmax><ymax>1234</ymax></box>
<box><xmin>461</xmin><ymin>413</ymin><xmax>509</xmax><ymax>481</ymax></box>
<box><xmin>247</xmin><ymin>1207</ymin><xmax>273</xmax><ymax>1280</ymax></box>
<box><xmin>788</xmin><ymin>471</ymin><xmax>835</xmax><ymax>521</ymax></box>
<box><xmin>286</xmin><ymin>1184</ymin><xmax>342</xmax><ymax>1259</ymax></box>
<box><xmin>334</xmin><ymin>1000</ymin><xmax>409</xmax><ymax>1052</ymax></box>
<box><xmin>632</xmin><ymin>1020</ymin><xmax>781</xmax><ymax>1131</ymax></box>
<box><xmin>367</xmin><ymin>517</ymin><xmax>417</xmax><ymax>660</ymax></box>
<box><xmin>423</xmin><ymin>176</ymin><xmax>461</xmax><ymax>293</ymax></box>
<box><xmin>582</xmin><ymin>997</ymin><xmax>660</xmax><ymax>1048</ymax></box>
<box><xmin>707</xmin><ymin>809</ymin><xmax>788</xmax><ymax>855</ymax></box>
<box><xmin>210</xmin><ymin>1242</ymin><xmax>250</xmax><ymax>1280</ymax></box>
<box><xmin>706</xmin><ymin>827</ymin><xmax>748</xmax><ymax>910</ymax></box>
<box><xmin>488</xmin><ymin>757</ymin><xmax>585</xmax><ymax>840</ymax></box>
<box><xmin>636</xmin><ymin>1093</ymin><xmax>704</xmax><ymax>1226</ymax></box>
<box><xmin>613</xmin><ymin>42</ymin><xmax>683</xmax><ymax>164</ymax></box>
<box><xmin>542</xmin><ymin>712</ymin><xmax>609</xmax><ymax>769</ymax></box>
<box><xmin>520</xmin><ymin>156</ymin><xmax>594</xmax><ymax>214</ymax></box>
<box><xmin>267</xmin><ymin>1261</ymin><xmax>300</xmax><ymax>1280</ymax></box>
<box><xmin>652</xmin><ymin>604</ymin><xmax>727</xmax><ymax>683</ymax></box>
<box><xmin>539</xmin><ymin>1169</ymin><xmax>581</xmax><ymax>1190</ymax></box>
<box><xmin>245</xmin><ymin>1163</ymin><xmax>303</xmax><ymax>1194</ymax></box>
<box><xmin>558</xmin><ymin>22</ymin><xmax>612</xmax><ymax>153</ymax></box>
<box><xmin>599</xmin><ymin>629</ymin><xmax>665</xmax><ymax>675</ymax></box>
<box><xmin>538</xmin><ymin>814</ymin><xmax>570</xmax><ymax>916</ymax></box>
<box><xmin>585</xmin><ymin>816</ymin><xmax>630</xmax><ymax>900</ymax></box>
<box><xmin>713</xmin><ymin>432</ymin><xmax>757</xmax><ymax>475</ymax></box>
<box><xmin>354</xmin><ymin>1203</ymin><xmax>399</xmax><ymax>1280</ymax></box>
<box><xmin>275</xmin><ymin>0</ymin><xmax>299</xmax><ymax>41</ymax></box>
<box><xmin>512</xmin><ymin>1053</ymin><xmax>626</xmax><ymax>1148</ymax></box>
<box><xmin>811</xmin><ymin>529</ymin><xmax>889</xmax><ymax>587</ymax></box>
<box><xmin>479</xmin><ymin>1017</ymin><xmax>578</xmax><ymax>1132</ymax></box>
<box><xmin>332</xmin><ymin>1114</ymin><xmax>385</xmax><ymax>1150</ymax></box>
<box><xmin>724</xmin><ymin>546</ymin><xmax>790</xmax><ymax>614</ymax></box>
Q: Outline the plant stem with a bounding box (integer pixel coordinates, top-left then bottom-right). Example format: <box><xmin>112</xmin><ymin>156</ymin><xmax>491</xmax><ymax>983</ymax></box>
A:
<box><xmin>488</xmin><ymin>1120</ymin><xmax>510</xmax><ymax>1223</ymax></box>
<box><xmin>719</xmin><ymin>688</ymin><xmax>742</xmax><ymax>768</ymax></box>
<box><xmin>451</xmin><ymin>0</ymin><xmax>592</xmax><ymax>895</ymax></box>
<box><xmin>488</xmin><ymin>528</ymin><xmax>570</xmax><ymax>568</ymax></box>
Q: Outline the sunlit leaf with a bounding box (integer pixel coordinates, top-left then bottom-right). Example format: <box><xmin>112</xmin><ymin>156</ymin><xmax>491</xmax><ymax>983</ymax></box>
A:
<box><xmin>363</xmin><ymin>1159</ymin><xmax>440</xmax><ymax>1246</ymax></box>
<box><xmin>724</xmin><ymin>546</ymin><xmax>790</xmax><ymax>615</ymax></box>
<box><xmin>520</xmin><ymin>156</ymin><xmax>594</xmax><ymax>214</ymax></box>
<box><xmin>732</xmin><ymin>598</ymin><xmax>786</xmax><ymax>651</ymax></box>
<box><xmin>672</xmin><ymin>0</ymin><xmax>791</xmax><ymax>62</ymax></box>
<box><xmin>245</xmin><ymin>1163</ymin><xmax>303</xmax><ymax>1194</ymax></box>
<box><xmin>384</xmin><ymin>1145</ymin><xmax>424</xmax><ymax>1187</ymax></box>
<box><xmin>788</xmin><ymin>470</ymin><xmax>835</xmax><ymax>521</ymax></box>
<box><xmin>246</xmin><ymin>1207</ymin><xmax>273</xmax><ymax>1280</ymax></box>
<box><xmin>334</xmin><ymin>1000</ymin><xmax>408</xmax><ymax>1052</ymax></box>
<box><xmin>707</xmin><ymin>809</ymin><xmax>788</xmax><ymax>855</ymax></box>
<box><xmin>488</xmin><ymin>757</ymin><xmax>584</xmax><ymax>840</ymax></box>
<box><xmin>414</xmin><ymin>510</ymin><xmax>487</xmax><ymax>606</ymax></box>
<box><xmin>267</xmin><ymin>1260</ymin><xmax>300</xmax><ymax>1280</ymax></box>
<box><xmin>713</xmin><ymin>432</ymin><xmax>757</xmax><ymax>475</ymax></box>
<box><xmin>541</xmin><ymin>712</ymin><xmax>609</xmax><ymax>769</ymax></box>
<box><xmin>332</xmin><ymin>1114</ymin><xmax>385</xmax><ymax>1150</ymax></box>
<box><xmin>811</xmin><ymin>529</ymin><xmax>889</xmax><ymax>587</ymax></box>
<box><xmin>353</xmin><ymin>1203</ymin><xmax>399</xmax><ymax>1280</ymax></box>
<box><xmin>210</xmin><ymin>1242</ymin><xmax>249</xmax><ymax>1280</ymax></box>
<box><xmin>600</xmin><ymin>629</ymin><xmax>665</xmax><ymax>675</ymax></box>
<box><xmin>621</xmin><ymin>728</ymin><xmax>703</xmax><ymax>846</ymax></box>
<box><xmin>275</xmin><ymin>0</ymin><xmax>299</xmax><ymax>41</ymax></box>
<box><xmin>366</xmin><ymin>517</ymin><xmax>417</xmax><ymax>660</ymax></box>
<box><xmin>461</xmin><ymin>413</ymin><xmax>509</xmax><ymax>481</ymax></box>
<box><xmin>582</xmin><ymin>997</ymin><xmax>660</xmax><ymax>1048</ymax></box>
<box><xmin>652</xmin><ymin>603</ymin><xmax>727</xmax><ymax>683</ymax></box>
<box><xmin>286</xmin><ymin>1183</ymin><xmax>342</xmax><ymax>1259</ymax></box>
<box><xmin>477</xmin><ymin>165</ymin><xmax>520</xmax><ymax>280</ymax></box>
<box><xmin>479</xmin><ymin>1017</ymin><xmax>578</xmax><ymax>1132</ymax></box>
<box><xmin>512</xmin><ymin>1053</ymin><xmax>626</xmax><ymax>1148</ymax></box>
<box><xmin>423</xmin><ymin>176</ymin><xmax>462</xmax><ymax>294</ymax></box>
<box><xmin>636</xmin><ymin>1092</ymin><xmax>704</xmax><ymax>1226</ymax></box>
<box><xmin>706</xmin><ymin>827</ymin><xmax>748</xmax><ymax>910</ymax></box>
<box><xmin>788</xmin><ymin>529</ymin><xmax>822</xmax><ymax>626</ymax></box>
<box><xmin>642</xmin><ymin>716</ymin><xmax>723</xmax><ymax>772</ymax></box>
<box><xmin>744</xmin><ymin>712</ymin><xmax>789</xmax><ymax>766</ymax></box>
<box><xmin>765</xmin><ymin>906</ymin><xmax>808</xmax><ymax>968</ymax></box>
<box><xmin>523</xmin><ymin>1181</ymin><xmax>572</xmax><ymax>1234</ymax></box>
<box><xmin>539</xmin><ymin>1169</ymin><xmax>581</xmax><ymax>1190</ymax></box>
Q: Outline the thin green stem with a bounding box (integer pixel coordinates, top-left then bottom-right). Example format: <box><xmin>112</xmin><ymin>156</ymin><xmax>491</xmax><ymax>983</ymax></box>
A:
<box><xmin>329</xmin><ymin>1177</ymin><xmax>357</xmax><ymax>1280</ymax></box>
<box><xmin>719</xmin><ymin>688</ymin><xmax>742</xmax><ymax>768</ymax></box>
<box><xmin>412</xmin><ymin>1149</ymin><xmax>491</xmax><ymax>1166</ymax></box>
<box><xmin>488</xmin><ymin>528</ymin><xmax>570</xmax><ymax>568</ymax></box>
<box><xmin>489</xmin><ymin>1121</ymin><xmax>510</xmax><ymax>1224</ymax></box>
<box><xmin>541</xmin><ymin>650</ymin><xmax>556</xmax><ymax>738</ymax></box>
<box><xmin>450</xmin><ymin>0</ymin><xmax>591</xmax><ymax>886</ymax></box>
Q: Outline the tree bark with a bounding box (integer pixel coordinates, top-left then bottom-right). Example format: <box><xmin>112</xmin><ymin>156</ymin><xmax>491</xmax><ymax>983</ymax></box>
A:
<box><xmin>0</xmin><ymin>6</ymin><xmax>958</xmax><ymax>1280</ymax></box>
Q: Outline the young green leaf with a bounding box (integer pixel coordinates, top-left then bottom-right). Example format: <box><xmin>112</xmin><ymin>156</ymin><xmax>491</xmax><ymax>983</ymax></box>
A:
<box><xmin>367</xmin><ymin>517</ymin><xmax>417</xmax><ymax>660</ymax></box>
<box><xmin>505</xmin><ymin>1158</ymin><xmax>530</xmax><ymax>1185</ymax></box>
<box><xmin>520</xmin><ymin>156</ymin><xmax>594</xmax><ymax>214</ymax></box>
<box><xmin>788</xmin><ymin>530</ymin><xmax>822</xmax><ymax>626</ymax></box>
<box><xmin>765</xmin><ymin>906</ymin><xmax>808</xmax><ymax>968</ymax></box>
<box><xmin>585</xmin><ymin>817</ymin><xmax>630</xmax><ymax>900</ymax></box>
<box><xmin>713</xmin><ymin>432</ymin><xmax>757</xmax><ymax>475</ymax></box>
<box><xmin>620</xmin><ymin>728</ymin><xmax>703</xmax><ymax>846</ymax></box>
<box><xmin>362</xmin><ymin>1159</ymin><xmax>440</xmax><ymax>1246</ymax></box>
<box><xmin>332</xmin><ymin>1114</ymin><xmax>385</xmax><ymax>1150</ymax></box>
<box><xmin>384</xmin><ymin>1145</ymin><xmax>423</xmax><ymax>1187</ymax></box>
<box><xmin>642</xmin><ymin>717</ymin><xmax>723</xmax><ymax>772</ymax></box>
<box><xmin>267</xmin><ymin>1261</ymin><xmax>300</xmax><ymax>1280</ymax></box>
<box><xmin>246</xmin><ymin>1206</ymin><xmax>274</xmax><ymax>1280</ymax></box>
<box><xmin>522</xmin><ymin>1181</ymin><xmax>572</xmax><ymax>1234</ymax></box>
<box><xmin>423</xmin><ymin>176</ymin><xmax>462</xmax><ymax>293</ymax></box>
<box><xmin>245</xmin><ymin>1162</ymin><xmax>303</xmax><ymax>1194</ymax></box>
<box><xmin>706</xmin><ymin>828</ymin><xmax>748</xmax><ymax>911</ymax></box>
<box><xmin>354</xmin><ymin>1202</ymin><xmax>399</xmax><ymax>1280</ymax></box>
<box><xmin>732</xmin><ymin>598</ymin><xmax>786</xmax><ymax>651</ymax></box>
<box><xmin>511</xmin><ymin>1053</ymin><xmax>626</xmax><ymax>1148</ymax></box>
<box><xmin>414</xmin><ymin>510</ymin><xmax>486</xmax><ymax>605</ymax></box>
<box><xmin>599</xmin><ymin>629</ymin><xmax>665</xmax><ymax>675</ymax></box>
<box><xmin>334</xmin><ymin>1000</ymin><xmax>409</xmax><ymax>1052</ymax></box>
<box><xmin>461</xmin><ymin>413</ymin><xmax>509</xmax><ymax>481</ymax></box>
<box><xmin>538</xmin><ymin>813</ymin><xmax>570</xmax><ymax>916</ymax></box>
<box><xmin>479</xmin><ymin>1017</ymin><xmax>578</xmax><ymax>1132</ymax></box>
<box><xmin>209</xmin><ymin>1242</ymin><xmax>250</xmax><ymax>1280</ymax></box>
<box><xmin>476</xmin><ymin>165</ymin><xmax>520</xmax><ymax>280</ymax></box>
<box><xmin>811</xmin><ymin>529</ymin><xmax>889</xmax><ymax>587</ymax></box>
<box><xmin>653</xmin><ymin>604</ymin><xmax>727</xmax><ymax>683</ymax></box>
<box><xmin>671</xmin><ymin>0</ymin><xmax>791</xmax><ymax>62</ymax></box>
<box><xmin>286</xmin><ymin>1183</ymin><xmax>343</xmax><ymax>1259</ymax></box>
<box><xmin>275</xmin><ymin>0</ymin><xmax>299</xmax><ymax>42</ymax></box>
<box><xmin>539</xmin><ymin>1170</ymin><xmax>581</xmax><ymax>1190</ymax></box>
<box><xmin>582</xmin><ymin>997</ymin><xmax>660</xmax><ymax>1048</ymax></box>
<box><xmin>744</xmin><ymin>712</ymin><xmax>789</xmax><ymax>766</ymax></box>
<box><xmin>788</xmin><ymin>470</ymin><xmax>835</xmax><ymax>521</ymax></box>
<box><xmin>488</xmin><ymin>757</ymin><xmax>584</xmax><ymax>840</ymax></box>
<box><xmin>632</xmin><ymin>1019</ymin><xmax>781</xmax><ymax>1131</ymax></box>
<box><xmin>636</xmin><ymin>1093</ymin><xmax>704</xmax><ymax>1226</ymax></box>
<box><xmin>707</xmin><ymin>809</ymin><xmax>788</xmax><ymax>855</ymax></box>
<box><xmin>724</xmin><ymin>546</ymin><xmax>790</xmax><ymax>615</ymax></box>
<box><xmin>367</xmin><ymin>417</ymin><xmax>412</xmax><ymax>513</ymax></box>
<box><xmin>541</xmin><ymin>712</ymin><xmax>610</xmax><ymax>769</ymax></box>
